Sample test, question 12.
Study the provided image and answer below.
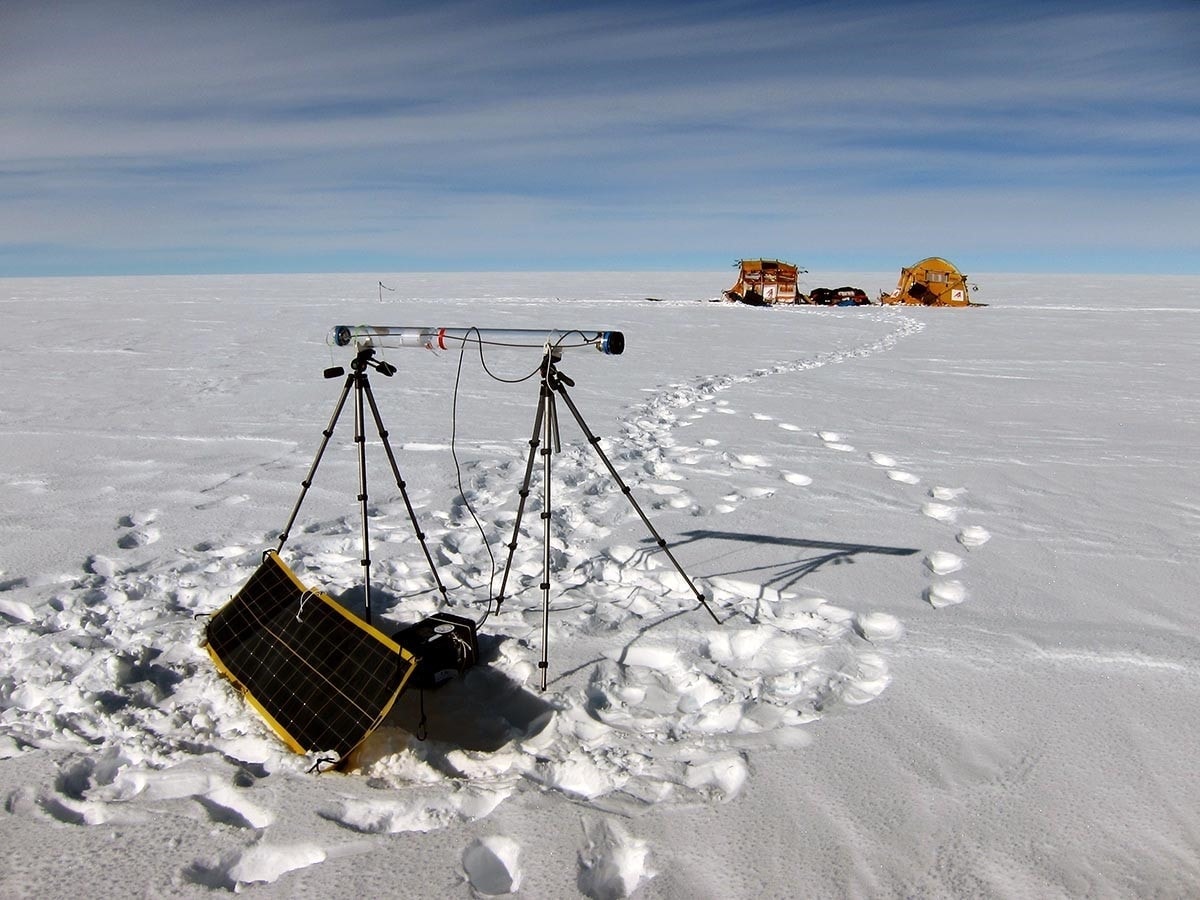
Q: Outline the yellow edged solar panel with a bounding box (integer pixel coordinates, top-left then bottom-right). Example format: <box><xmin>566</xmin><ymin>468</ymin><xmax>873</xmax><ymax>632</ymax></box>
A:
<box><xmin>204</xmin><ymin>550</ymin><xmax>417</xmax><ymax>763</ymax></box>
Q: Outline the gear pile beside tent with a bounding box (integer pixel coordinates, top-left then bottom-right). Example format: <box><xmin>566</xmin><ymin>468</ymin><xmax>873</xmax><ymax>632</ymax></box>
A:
<box><xmin>808</xmin><ymin>286</ymin><xmax>870</xmax><ymax>306</ymax></box>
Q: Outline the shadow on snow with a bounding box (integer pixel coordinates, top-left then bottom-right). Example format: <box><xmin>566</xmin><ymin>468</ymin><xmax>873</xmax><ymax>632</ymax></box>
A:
<box><xmin>669</xmin><ymin>529</ymin><xmax>919</xmax><ymax>593</ymax></box>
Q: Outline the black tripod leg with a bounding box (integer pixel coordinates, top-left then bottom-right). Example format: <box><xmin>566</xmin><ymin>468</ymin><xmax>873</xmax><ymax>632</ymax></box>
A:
<box><xmin>494</xmin><ymin>377</ymin><xmax>549</xmax><ymax>615</ymax></box>
<box><xmin>360</xmin><ymin>377</ymin><xmax>451</xmax><ymax>605</ymax></box>
<box><xmin>353</xmin><ymin>372</ymin><xmax>372</xmax><ymax>624</ymax></box>
<box><xmin>538</xmin><ymin>383</ymin><xmax>555</xmax><ymax>690</ymax></box>
<box><xmin>276</xmin><ymin>371</ymin><xmax>354</xmax><ymax>553</ymax></box>
<box><xmin>552</xmin><ymin>381</ymin><xmax>721</xmax><ymax>623</ymax></box>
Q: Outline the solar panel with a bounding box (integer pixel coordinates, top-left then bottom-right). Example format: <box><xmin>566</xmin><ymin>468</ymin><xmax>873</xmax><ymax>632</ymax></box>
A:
<box><xmin>204</xmin><ymin>550</ymin><xmax>417</xmax><ymax>763</ymax></box>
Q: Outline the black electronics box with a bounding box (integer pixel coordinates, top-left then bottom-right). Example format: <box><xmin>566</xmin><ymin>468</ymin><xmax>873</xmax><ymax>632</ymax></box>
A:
<box><xmin>392</xmin><ymin>613</ymin><xmax>479</xmax><ymax>689</ymax></box>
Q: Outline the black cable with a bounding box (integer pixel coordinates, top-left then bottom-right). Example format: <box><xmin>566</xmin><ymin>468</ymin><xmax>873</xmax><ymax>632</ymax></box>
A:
<box><xmin>415</xmin><ymin>689</ymin><xmax>428</xmax><ymax>741</ymax></box>
<box><xmin>307</xmin><ymin>755</ymin><xmax>337</xmax><ymax>774</ymax></box>
<box><xmin>444</xmin><ymin>330</ymin><xmax>601</xmax><ymax>366</ymax></box>
<box><xmin>449</xmin><ymin>329</ymin><xmax>602</xmax><ymax>626</ymax></box>
<box><xmin>451</xmin><ymin>328</ymin><xmax>501</xmax><ymax>624</ymax></box>
<box><xmin>472</xmin><ymin>338</ymin><xmax>545</xmax><ymax>385</ymax></box>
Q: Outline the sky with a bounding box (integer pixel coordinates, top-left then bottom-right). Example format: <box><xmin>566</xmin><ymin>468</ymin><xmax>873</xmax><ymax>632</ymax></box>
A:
<box><xmin>1</xmin><ymin>0</ymin><xmax>1197</xmax><ymax>276</ymax></box>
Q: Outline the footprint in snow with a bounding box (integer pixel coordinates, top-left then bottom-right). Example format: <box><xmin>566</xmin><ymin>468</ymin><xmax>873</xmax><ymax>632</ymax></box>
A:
<box><xmin>644</xmin><ymin>483</ymin><xmax>684</xmax><ymax>497</ymax></box>
<box><xmin>187</xmin><ymin>842</ymin><xmax>327</xmax><ymax>892</ymax></box>
<box><xmin>924</xmin><ymin>551</ymin><xmax>964</xmax><ymax>575</ymax></box>
<box><xmin>742</xmin><ymin>486</ymin><xmax>775</xmax><ymax>499</ymax></box>
<box><xmin>118</xmin><ymin>509</ymin><xmax>158</xmax><ymax>528</ymax></box>
<box><xmin>117</xmin><ymin>526</ymin><xmax>161</xmax><ymax>549</ymax></box>
<box><xmin>921</xmin><ymin>502</ymin><xmax>958</xmax><ymax>523</ymax></box>
<box><xmin>195</xmin><ymin>786</ymin><xmax>275</xmax><ymax>829</ymax></box>
<box><xmin>194</xmin><ymin>494</ymin><xmax>250</xmax><ymax>511</ymax></box>
<box><xmin>192</xmin><ymin>543</ymin><xmax>249</xmax><ymax>559</ymax></box>
<box><xmin>957</xmin><ymin>525</ymin><xmax>991</xmax><ymax>549</ymax></box>
<box><xmin>578</xmin><ymin>818</ymin><xmax>654</xmax><ymax>900</ymax></box>
<box><xmin>727</xmin><ymin>453</ymin><xmax>771</xmax><ymax>469</ymax></box>
<box><xmin>85</xmin><ymin>554</ymin><xmax>119</xmax><ymax>578</ymax></box>
<box><xmin>922</xmin><ymin>489</ymin><xmax>966</xmax><ymax>524</ymax></box>
<box><xmin>856</xmin><ymin>612</ymin><xmax>905</xmax><ymax>642</ymax></box>
<box><xmin>0</xmin><ymin>597</ymin><xmax>36</xmax><ymax>624</ymax></box>
<box><xmin>926</xmin><ymin>580</ymin><xmax>967</xmax><ymax>608</ymax></box>
<box><xmin>714</xmin><ymin>492</ymin><xmax>741</xmax><ymax>513</ymax></box>
<box><xmin>463</xmin><ymin>835</ymin><xmax>522</xmax><ymax>896</ymax></box>
<box><xmin>930</xmin><ymin>486</ymin><xmax>966</xmax><ymax>501</ymax></box>
<box><xmin>817</xmin><ymin>431</ymin><xmax>855</xmax><ymax>452</ymax></box>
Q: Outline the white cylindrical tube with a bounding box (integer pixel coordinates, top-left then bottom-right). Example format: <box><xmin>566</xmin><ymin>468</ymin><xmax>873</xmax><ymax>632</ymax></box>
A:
<box><xmin>330</xmin><ymin>325</ymin><xmax>624</xmax><ymax>355</ymax></box>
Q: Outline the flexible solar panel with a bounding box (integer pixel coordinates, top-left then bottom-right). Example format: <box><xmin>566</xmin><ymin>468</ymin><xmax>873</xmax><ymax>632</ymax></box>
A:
<box><xmin>204</xmin><ymin>550</ymin><xmax>417</xmax><ymax>762</ymax></box>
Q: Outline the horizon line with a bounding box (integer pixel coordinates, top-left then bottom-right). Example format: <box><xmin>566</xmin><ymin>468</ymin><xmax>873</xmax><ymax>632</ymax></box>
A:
<box><xmin>4</xmin><ymin>265</ymin><xmax>1200</xmax><ymax>279</ymax></box>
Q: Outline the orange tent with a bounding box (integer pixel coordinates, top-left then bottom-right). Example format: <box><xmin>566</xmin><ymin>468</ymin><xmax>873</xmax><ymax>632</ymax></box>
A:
<box><xmin>724</xmin><ymin>259</ymin><xmax>805</xmax><ymax>306</ymax></box>
<box><xmin>881</xmin><ymin>257</ymin><xmax>976</xmax><ymax>307</ymax></box>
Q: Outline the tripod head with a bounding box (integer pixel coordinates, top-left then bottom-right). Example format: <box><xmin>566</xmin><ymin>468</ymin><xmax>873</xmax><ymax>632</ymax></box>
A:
<box><xmin>542</xmin><ymin>348</ymin><xmax>574</xmax><ymax>390</ymax></box>
<box><xmin>324</xmin><ymin>345</ymin><xmax>397</xmax><ymax>380</ymax></box>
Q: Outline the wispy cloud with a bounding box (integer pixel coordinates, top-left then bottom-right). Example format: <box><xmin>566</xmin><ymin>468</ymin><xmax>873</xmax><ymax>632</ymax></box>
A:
<box><xmin>1</xmin><ymin>0</ymin><xmax>1197</xmax><ymax>274</ymax></box>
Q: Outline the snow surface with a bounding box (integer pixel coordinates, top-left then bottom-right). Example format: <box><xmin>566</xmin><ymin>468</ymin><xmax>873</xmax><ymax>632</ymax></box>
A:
<box><xmin>1</xmin><ymin>271</ymin><xmax>1198</xmax><ymax>897</ymax></box>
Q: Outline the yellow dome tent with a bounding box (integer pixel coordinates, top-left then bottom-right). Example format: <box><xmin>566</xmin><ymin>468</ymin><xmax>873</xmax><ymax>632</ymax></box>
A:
<box><xmin>881</xmin><ymin>257</ymin><xmax>977</xmax><ymax>307</ymax></box>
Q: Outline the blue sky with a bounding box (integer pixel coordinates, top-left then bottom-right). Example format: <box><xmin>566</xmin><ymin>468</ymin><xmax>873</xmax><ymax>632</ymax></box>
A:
<box><xmin>2</xmin><ymin>0</ymin><xmax>1197</xmax><ymax>275</ymax></box>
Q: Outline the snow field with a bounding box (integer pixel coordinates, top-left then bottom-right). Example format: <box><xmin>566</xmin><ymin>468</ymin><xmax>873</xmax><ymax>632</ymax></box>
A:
<box><xmin>2</xmin><ymin>271</ymin><xmax>1198</xmax><ymax>896</ymax></box>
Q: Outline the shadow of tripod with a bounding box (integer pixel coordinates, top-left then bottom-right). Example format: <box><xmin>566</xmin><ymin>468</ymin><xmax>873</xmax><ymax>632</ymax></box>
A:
<box><xmin>493</xmin><ymin>347</ymin><xmax>719</xmax><ymax>690</ymax></box>
<box><xmin>275</xmin><ymin>346</ymin><xmax>449</xmax><ymax>625</ymax></box>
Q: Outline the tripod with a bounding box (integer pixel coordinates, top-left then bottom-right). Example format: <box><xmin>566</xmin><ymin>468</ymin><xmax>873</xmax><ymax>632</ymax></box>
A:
<box><xmin>276</xmin><ymin>346</ymin><xmax>449</xmax><ymax>625</ymax></box>
<box><xmin>494</xmin><ymin>347</ymin><xmax>719</xmax><ymax>690</ymax></box>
